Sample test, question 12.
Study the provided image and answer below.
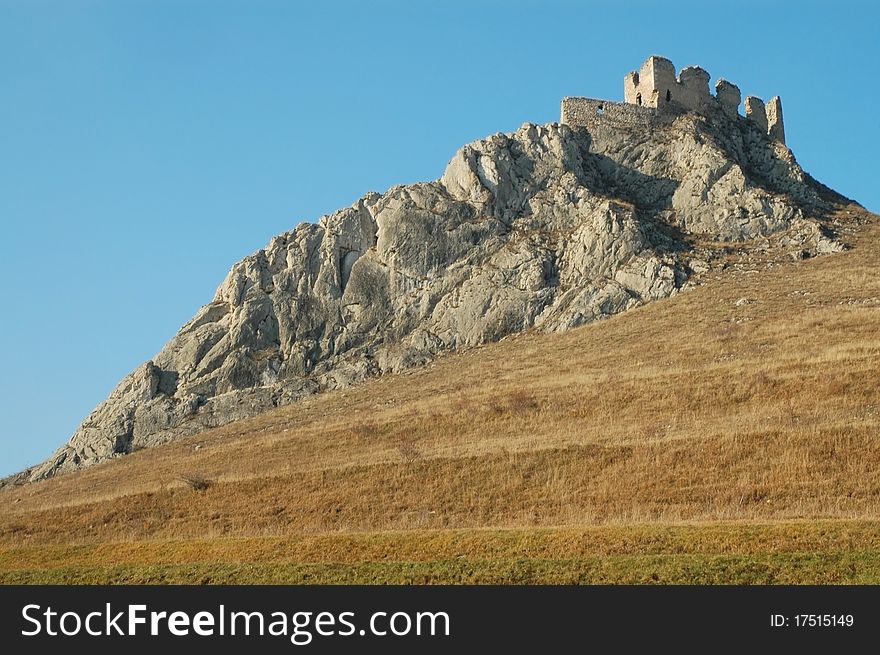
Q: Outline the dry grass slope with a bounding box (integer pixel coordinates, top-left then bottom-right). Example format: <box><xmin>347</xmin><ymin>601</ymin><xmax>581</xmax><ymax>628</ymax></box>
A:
<box><xmin>1</xmin><ymin>201</ymin><xmax>878</xmax><ymax>584</ymax></box>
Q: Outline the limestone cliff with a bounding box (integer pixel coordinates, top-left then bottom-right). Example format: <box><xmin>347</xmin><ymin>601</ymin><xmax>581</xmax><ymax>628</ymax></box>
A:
<box><xmin>17</xmin><ymin>107</ymin><xmax>843</xmax><ymax>483</ymax></box>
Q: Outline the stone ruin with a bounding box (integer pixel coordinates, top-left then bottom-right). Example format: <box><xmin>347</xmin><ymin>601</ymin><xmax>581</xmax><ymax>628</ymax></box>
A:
<box><xmin>562</xmin><ymin>55</ymin><xmax>785</xmax><ymax>143</ymax></box>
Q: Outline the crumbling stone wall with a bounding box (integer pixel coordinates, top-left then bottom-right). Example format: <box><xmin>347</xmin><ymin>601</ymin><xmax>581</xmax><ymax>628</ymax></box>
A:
<box><xmin>560</xmin><ymin>97</ymin><xmax>674</xmax><ymax>130</ymax></box>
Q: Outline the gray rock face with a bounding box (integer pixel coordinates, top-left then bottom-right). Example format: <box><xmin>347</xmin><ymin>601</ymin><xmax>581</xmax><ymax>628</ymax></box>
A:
<box><xmin>22</xmin><ymin>113</ymin><xmax>836</xmax><ymax>482</ymax></box>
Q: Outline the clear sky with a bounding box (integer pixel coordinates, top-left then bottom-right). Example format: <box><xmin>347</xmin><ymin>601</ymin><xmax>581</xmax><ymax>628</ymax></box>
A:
<box><xmin>1</xmin><ymin>0</ymin><xmax>878</xmax><ymax>477</ymax></box>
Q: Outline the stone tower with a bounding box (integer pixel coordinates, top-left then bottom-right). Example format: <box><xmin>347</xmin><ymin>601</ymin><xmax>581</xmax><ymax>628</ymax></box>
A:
<box><xmin>624</xmin><ymin>55</ymin><xmax>712</xmax><ymax>113</ymax></box>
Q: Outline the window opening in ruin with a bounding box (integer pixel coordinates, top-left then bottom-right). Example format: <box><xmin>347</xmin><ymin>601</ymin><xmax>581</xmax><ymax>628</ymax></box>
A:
<box><xmin>636</xmin><ymin>93</ymin><xmax>642</xmax><ymax>106</ymax></box>
<box><xmin>666</xmin><ymin>89</ymin><xmax>671</xmax><ymax>102</ymax></box>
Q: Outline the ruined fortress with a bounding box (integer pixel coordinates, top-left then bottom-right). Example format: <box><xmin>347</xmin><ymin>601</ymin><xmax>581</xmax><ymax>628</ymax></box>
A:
<box><xmin>561</xmin><ymin>55</ymin><xmax>785</xmax><ymax>143</ymax></box>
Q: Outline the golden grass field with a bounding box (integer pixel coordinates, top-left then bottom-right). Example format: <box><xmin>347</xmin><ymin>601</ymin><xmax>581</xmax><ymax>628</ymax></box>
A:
<box><xmin>1</xmin><ymin>201</ymin><xmax>878</xmax><ymax>584</ymax></box>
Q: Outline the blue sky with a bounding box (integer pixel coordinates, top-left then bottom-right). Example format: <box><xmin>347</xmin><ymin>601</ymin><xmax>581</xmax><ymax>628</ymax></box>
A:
<box><xmin>1</xmin><ymin>0</ymin><xmax>877</xmax><ymax>477</ymax></box>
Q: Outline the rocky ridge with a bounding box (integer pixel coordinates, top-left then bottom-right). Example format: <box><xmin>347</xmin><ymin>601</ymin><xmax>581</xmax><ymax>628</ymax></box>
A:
<box><xmin>14</xmin><ymin>106</ymin><xmax>845</xmax><ymax>484</ymax></box>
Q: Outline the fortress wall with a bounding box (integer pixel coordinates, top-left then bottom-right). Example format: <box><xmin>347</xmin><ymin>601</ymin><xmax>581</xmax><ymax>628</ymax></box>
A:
<box><xmin>561</xmin><ymin>97</ymin><xmax>666</xmax><ymax>129</ymax></box>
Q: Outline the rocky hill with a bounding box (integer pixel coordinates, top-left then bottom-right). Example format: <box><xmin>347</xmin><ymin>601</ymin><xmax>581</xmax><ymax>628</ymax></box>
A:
<box><xmin>14</xmin><ymin>103</ymin><xmax>846</xmax><ymax>484</ymax></box>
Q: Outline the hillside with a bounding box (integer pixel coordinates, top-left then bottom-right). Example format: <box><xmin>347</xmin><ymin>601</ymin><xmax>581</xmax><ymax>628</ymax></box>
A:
<box><xmin>1</xmin><ymin>199</ymin><xmax>877</xmax><ymax>584</ymax></box>
<box><xmin>17</xmin><ymin>101</ymin><xmax>838</xmax><ymax>483</ymax></box>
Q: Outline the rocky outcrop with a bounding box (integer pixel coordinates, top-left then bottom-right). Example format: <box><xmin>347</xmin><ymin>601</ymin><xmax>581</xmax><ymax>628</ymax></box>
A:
<box><xmin>20</xmin><ymin>110</ymin><xmax>840</xmax><ymax>483</ymax></box>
